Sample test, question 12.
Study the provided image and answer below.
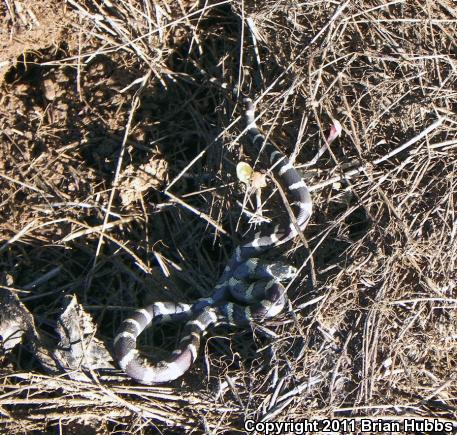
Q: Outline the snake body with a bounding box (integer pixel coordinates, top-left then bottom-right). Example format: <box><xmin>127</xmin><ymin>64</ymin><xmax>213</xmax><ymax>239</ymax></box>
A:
<box><xmin>113</xmin><ymin>97</ymin><xmax>313</xmax><ymax>384</ymax></box>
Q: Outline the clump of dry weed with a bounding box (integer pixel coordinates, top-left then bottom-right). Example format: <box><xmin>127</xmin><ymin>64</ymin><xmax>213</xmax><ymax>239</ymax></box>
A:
<box><xmin>0</xmin><ymin>0</ymin><xmax>456</xmax><ymax>432</ymax></box>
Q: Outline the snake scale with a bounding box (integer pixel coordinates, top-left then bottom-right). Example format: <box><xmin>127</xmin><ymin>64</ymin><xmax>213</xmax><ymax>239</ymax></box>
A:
<box><xmin>113</xmin><ymin>96</ymin><xmax>315</xmax><ymax>384</ymax></box>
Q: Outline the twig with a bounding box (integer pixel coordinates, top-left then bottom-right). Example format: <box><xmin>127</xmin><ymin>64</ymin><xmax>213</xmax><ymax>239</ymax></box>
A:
<box><xmin>63</xmin><ymin>218</ymin><xmax>151</xmax><ymax>274</ymax></box>
<box><xmin>164</xmin><ymin>191</ymin><xmax>227</xmax><ymax>235</ymax></box>
<box><xmin>87</xmin><ymin>72</ymin><xmax>151</xmax><ymax>291</ymax></box>
<box><xmin>0</xmin><ymin>219</ymin><xmax>67</xmax><ymax>255</ymax></box>
<box><xmin>308</xmin><ymin>117</ymin><xmax>445</xmax><ymax>192</ymax></box>
<box><xmin>62</xmin><ymin>217</ymin><xmax>137</xmax><ymax>242</ymax></box>
<box><xmin>0</xmin><ymin>172</ymin><xmax>48</xmax><ymax>195</ymax></box>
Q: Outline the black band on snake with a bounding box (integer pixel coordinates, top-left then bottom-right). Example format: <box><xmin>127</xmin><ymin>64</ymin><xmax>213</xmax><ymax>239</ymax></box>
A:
<box><xmin>113</xmin><ymin>97</ymin><xmax>319</xmax><ymax>384</ymax></box>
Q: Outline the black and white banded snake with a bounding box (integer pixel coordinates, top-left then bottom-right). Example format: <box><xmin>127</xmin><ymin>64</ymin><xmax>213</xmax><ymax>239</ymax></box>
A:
<box><xmin>113</xmin><ymin>96</ymin><xmax>341</xmax><ymax>384</ymax></box>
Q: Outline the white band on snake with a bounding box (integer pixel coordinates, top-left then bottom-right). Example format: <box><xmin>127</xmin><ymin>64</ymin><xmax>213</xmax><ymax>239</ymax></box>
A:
<box><xmin>113</xmin><ymin>96</ymin><xmax>339</xmax><ymax>384</ymax></box>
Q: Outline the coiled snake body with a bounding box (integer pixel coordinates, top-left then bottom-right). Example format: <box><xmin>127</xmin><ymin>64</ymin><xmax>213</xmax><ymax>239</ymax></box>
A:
<box><xmin>113</xmin><ymin>97</ymin><xmax>314</xmax><ymax>384</ymax></box>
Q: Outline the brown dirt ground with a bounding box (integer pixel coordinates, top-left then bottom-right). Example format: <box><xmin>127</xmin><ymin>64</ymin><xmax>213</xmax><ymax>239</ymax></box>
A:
<box><xmin>1</xmin><ymin>0</ymin><xmax>457</xmax><ymax>433</ymax></box>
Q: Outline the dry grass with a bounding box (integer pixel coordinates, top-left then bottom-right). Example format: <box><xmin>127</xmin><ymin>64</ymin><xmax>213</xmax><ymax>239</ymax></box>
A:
<box><xmin>0</xmin><ymin>0</ymin><xmax>456</xmax><ymax>433</ymax></box>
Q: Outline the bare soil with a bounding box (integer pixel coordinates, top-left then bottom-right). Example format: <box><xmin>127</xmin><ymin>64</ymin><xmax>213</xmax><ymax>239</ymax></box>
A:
<box><xmin>1</xmin><ymin>0</ymin><xmax>456</xmax><ymax>433</ymax></box>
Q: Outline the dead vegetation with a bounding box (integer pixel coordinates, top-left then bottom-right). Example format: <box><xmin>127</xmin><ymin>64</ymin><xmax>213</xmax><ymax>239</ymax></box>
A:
<box><xmin>0</xmin><ymin>0</ymin><xmax>456</xmax><ymax>433</ymax></box>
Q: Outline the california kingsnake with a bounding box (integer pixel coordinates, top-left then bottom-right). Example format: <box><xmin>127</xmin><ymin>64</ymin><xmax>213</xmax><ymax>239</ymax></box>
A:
<box><xmin>113</xmin><ymin>97</ymin><xmax>317</xmax><ymax>384</ymax></box>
